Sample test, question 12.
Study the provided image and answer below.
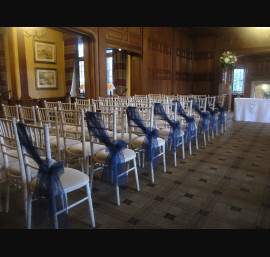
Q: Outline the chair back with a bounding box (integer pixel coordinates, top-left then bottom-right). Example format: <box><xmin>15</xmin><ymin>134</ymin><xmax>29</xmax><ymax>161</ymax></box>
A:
<box><xmin>0</xmin><ymin>118</ymin><xmax>20</xmax><ymax>170</ymax></box>
<box><xmin>2</xmin><ymin>104</ymin><xmax>20</xmax><ymax>120</ymax></box>
<box><xmin>19</xmin><ymin>106</ymin><xmax>37</xmax><ymax>124</ymax></box>
<box><xmin>44</xmin><ymin>101</ymin><xmax>61</xmax><ymax>110</ymax></box>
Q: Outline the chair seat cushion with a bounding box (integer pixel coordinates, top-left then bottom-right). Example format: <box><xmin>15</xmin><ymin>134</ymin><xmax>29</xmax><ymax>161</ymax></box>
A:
<box><xmin>50</xmin><ymin>137</ymin><xmax>79</xmax><ymax>150</ymax></box>
<box><xmin>0</xmin><ymin>150</ymin><xmax>18</xmax><ymax>168</ymax></box>
<box><xmin>95</xmin><ymin>148</ymin><xmax>136</xmax><ymax>163</ymax></box>
<box><xmin>67</xmin><ymin>142</ymin><xmax>105</xmax><ymax>156</ymax></box>
<box><xmin>7</xmin><ymin>157</ymin><xmax>57</xmax><ymax>178</ymax></box>
<box><xmin>131</xmin><ymin>136</ymin><xmax>165</xmax><ymax>148</ymax></box>
<box><xmin>158</xmin><ymin>128</ymin><xmax>184</xmax><ymax>138</ymax></box>
<box><xmin>116</xmin><ymin>132</ymin><xmax>138</xmax><ymax>143</ymax></box>
<box><xmin>30</xmin><ymin>167</ymin><xmax>89</xmax><ymax>193</ymax></box>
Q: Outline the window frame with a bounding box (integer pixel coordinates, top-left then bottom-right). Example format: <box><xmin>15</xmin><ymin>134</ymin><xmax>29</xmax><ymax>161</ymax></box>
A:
<box><xmin>232</xmin><ymin>66</ymin><xmax>245</xmax><ymax>94</ymax></box>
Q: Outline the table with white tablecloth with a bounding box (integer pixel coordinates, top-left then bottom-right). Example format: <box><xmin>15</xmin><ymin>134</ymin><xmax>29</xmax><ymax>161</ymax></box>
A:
<box><xmin>234</xmin><ymin>98</ymin><xmax>270</xmax><ymax>123</ymax></box>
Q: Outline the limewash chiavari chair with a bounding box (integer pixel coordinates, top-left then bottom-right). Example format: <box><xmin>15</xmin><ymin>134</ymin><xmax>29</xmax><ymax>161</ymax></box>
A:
<box><xmin>126</xmin><ymin>105</ymin><xmax>166</xmax><ymax>183</ymax></box>
<box><xmin>206</xmin><ymin>96</ymin><xmax>218</xmax><ymax>138</ymax></box>
<box><xmin>2</xmin><ymin>104</ymin><xmax>20</xmax><ymax>120</ymax></box>
<box><xmin>58</xmin><ymin>102</ymin><xmax>77</xmax><ymax>111</ymax></box>
<box><xmin>12</xmin><ymin>119</ymin><xmax>95</xmax><ymax>229</ymax></box>
<box><xmin>172</xmin><ymin>100</ymin><xmax>198</xmax><ymax>156</ymax></box>
<box><xmin>59</xmin><ymin>109</ymin><xmax>105</xmax><ymax>176</ymax></box>
<box><xmin>18</xmin><ymin>105</ymin><xmax>37</xmax><ymax>125</ymax></box>
<box><xmin>35</xmin><ymin>106</ymin><xmax>64</xmax><ymax>161</ymax></box>
<box><xmin>92</xmin><ymin>99</ymin><xmax>105</xmax><ymax>112</ymax></box>
<box><xmin>154</xmin><ymin>102</ymin><xmax>185</xmax><ymax>166</ymax></box>
<box><xmin>44</xmin><ymin>100</ymin><xmax>61</xmax><ymax>110</ymax></box>
<box><xmin>0</xmin><ymin>118</ymin><xmax>37</xmax><ymax>220</ymax></box>
<box><xmin>74</xmin><ymin>98</ymin><xmax>91</xmax><ymax>105</ymax></box>
<box><xmin>215</xmin><ymin>94</ymin><xmax>227</xmax><ymax>132</ymax></box>
<box><xmin>86</xmin><ymin>111</ymin><xmax>140</xmax><ymax>206</ymax></box>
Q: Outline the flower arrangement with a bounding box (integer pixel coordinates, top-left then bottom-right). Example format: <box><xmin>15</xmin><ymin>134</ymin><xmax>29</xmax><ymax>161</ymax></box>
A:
<box><xmin>219</xmin><ymin>51</ymin><xmax>237</xmax><ymax>68</ymax></box>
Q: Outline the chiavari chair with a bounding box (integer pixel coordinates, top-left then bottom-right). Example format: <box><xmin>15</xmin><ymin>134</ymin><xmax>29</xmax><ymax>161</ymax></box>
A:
<box><xmin>126</xmin><ymin>105</ymin><xmax>166</xmax><ymax>183</ymax></box>
<box><xmin>18</xmin><ymin>105</ymin><xmax>37</xmax><ymax>125</ymax></box>
<box><xmin>12</xmin><ymin>119</ymin><xmax>95</xmax><ymax>229</ymax></box>
<box><xmin>2</xmin><ymin>104</ymin><xmax>20</xmax><ymax>120</ymax></box>
<box><xmin>86</xmin><ymin>110</ymin><xmax>139</xmax><ymax>206</ymax></box>
<box><xmin>0</xmin><ymin>118</ymin><xmax>36</xmax><ymax>220</ymax></box>
<box><xmin>59</xmin><ymin>109</ymin><xmax>105</xmax><ymax>175</ymax></box>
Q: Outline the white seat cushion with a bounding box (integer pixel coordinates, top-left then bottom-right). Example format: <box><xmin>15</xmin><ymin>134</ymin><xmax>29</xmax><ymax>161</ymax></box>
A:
<box><xmin>95</xmin><ymin>148</ymin><xmax>136</xmax><ymax>163</ymax></box>
<box><xmin>30</xmin><ymin>167</ymin><xmax>89</xmax><ymax>193</ymax></box>
<box><xmin>67</xmin><ymin>142</ymin><xmax>105</xmax><ymax>156</ymax></box>
<box><xmin>50</xmin><ymin>137</ymin><xmax>79</xmax><ymax>150</ymax></box>
<box><xmin>158</xmin><ymin>128</ymin><xmax>184</xmax><ymax>138</ymax></box>
<box><xmin>131</xmin><ymin>136</ymin><xmax>165</xmax><ymax>148</ymax></box>
<box><xmin>7</xmin><ymin>157</ymin><xmax>57</xmax><ymax>178</ymax></box>
<box><xmin>0</xmin><ymin>150</ymin><xmax>18</xmax><ymax>168</ymax></box>
<box><xmin>116</xmin><ymin>132</ymin><xmax>138</xmax><ymax>143</ymax></box>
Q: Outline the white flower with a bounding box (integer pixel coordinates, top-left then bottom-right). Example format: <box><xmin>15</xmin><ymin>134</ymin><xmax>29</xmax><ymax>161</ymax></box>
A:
<box><xmin>224</xmin><ymin>57</ymin><xmax>230</xmax><ymax>63</ymax></box>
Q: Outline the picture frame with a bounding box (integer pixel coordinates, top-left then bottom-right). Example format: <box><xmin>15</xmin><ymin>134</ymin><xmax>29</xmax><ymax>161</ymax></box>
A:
<box><xmin>34</xmin><ymin>40</ymin><xmax>56</xmax><ymax>63</ymax></box>
<box><xmin>35</xmin><ymin>68</ymin><xmax>57</xmax><ymax>90</ymax></box>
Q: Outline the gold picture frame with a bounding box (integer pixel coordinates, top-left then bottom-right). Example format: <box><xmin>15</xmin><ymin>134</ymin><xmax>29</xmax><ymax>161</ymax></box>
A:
<box><xmin>35</xmin><ymin>68</ymin><xmax>57</xmax><ymax>90</ymax></box>
<box><xmin>34</xmin><ymin>40</ymin><xmax>56</xmax><ymax>63</ymax></box>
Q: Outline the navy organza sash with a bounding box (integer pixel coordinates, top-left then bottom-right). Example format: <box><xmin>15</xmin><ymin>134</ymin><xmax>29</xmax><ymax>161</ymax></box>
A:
<box><xmin>17</xmin><ymin>121</ymin><xmax>67</xmax><ymax>229</ymax></box>
<box><xmin>215</xmin><ymin>101</ymin><xmax>226</xmax><ymax>131</ymax></box>
<box><xmin>206</xmin><ymin>101</ymin><xmax>217</xmax><ymax>132</ymax></box>
<box><xmin>192</xmin><ymin>100</ymin><xmax>210</xmax><ymax>133</ymax></box>
<box><xmin>172</xmin><ymin>100</ymin><xmax>196</xmax><ymax>143</ymax></box>
<box><xmin>85</xmin><ymin>112</ymin><xmax>127</xmax><ymax>186</ymax></box>
<box><xmin>126</xmin><ymin>106</ymin><xmax>159</xmax><ymax>170</ymax></box>
<box><xmin>154</xmin><ymin>103</ymin><xmax>182</xmax><ymax>151</ymax></box>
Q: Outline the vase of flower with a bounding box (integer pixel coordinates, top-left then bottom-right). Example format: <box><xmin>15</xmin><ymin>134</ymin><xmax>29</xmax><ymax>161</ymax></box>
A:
<box><xmin>219</xmin><ymin>51</ymin><xmax>237</xmax><ymax>112</ymax></box>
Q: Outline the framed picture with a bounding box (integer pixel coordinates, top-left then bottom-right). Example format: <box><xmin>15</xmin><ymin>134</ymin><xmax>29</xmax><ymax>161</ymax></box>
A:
<box><xmin>34</xmin><ymin>41</ymin><xmax>56</xmax><ymax>63</ymax></box>
<box><xmin>35</xmin><ymin>68</ymin><xmax>57</xmax><ymax>90</ymax></box>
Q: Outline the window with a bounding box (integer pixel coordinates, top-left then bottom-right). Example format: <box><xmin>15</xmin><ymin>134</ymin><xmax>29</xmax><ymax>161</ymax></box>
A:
<box><xmin>77</xmin><ymin>38</ymin><xmax>85</xmax><ymax>95</ymax></box>
<box><xmin>106</xmin><ymin>49</ymin><xmax>113</xmax><ymax>95</ymax></box>
<box><xmin>232</xmin><ymin>67</ymin><xmax>245</xmax><ymax>93</ymax></box>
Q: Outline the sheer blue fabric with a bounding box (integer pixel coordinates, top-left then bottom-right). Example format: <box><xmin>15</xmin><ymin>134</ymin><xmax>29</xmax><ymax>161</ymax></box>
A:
<box><xmin>85</xmin><ymin>111</ymin><xmax>127</xmax><ymax>186</ymax></box>
<box><xmin>16</xmin><ymin>121</ymin><xmax>67</xmax><ymax>229</ymax></box>
<box><xmin>172</xmin><ymin>100</ymin><xmax>196</xmax><ymax>143</ymax></box>
<box><xmin>126</xmin><ymin>106</ymin><xmax>159</xmax><ymax>170</ymax></box>
<box><xmin>191</xmin><ymin>100</ymin><xmax>210</xmax><ymax>134</ymax></box>
<box><xmin>154</xmin><ymin>103</ymin><xmax>182</xmax><ymax>151</ymax></box>
<box><xmin>206</xmin><ymin>101</ymin><xmax>217</xmax><ymax>133</ymax></box>
<box><xmin>215</xmin><ymin>101</ymin><xmax>226</xmax><ymax>131</ymax></box>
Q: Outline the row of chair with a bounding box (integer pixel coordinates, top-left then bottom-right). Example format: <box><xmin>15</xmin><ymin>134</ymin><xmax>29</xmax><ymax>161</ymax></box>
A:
<box><xmin>0</xmin><ymin>94</ymin><xmax>227</xmax><ymax>228</ymax></box>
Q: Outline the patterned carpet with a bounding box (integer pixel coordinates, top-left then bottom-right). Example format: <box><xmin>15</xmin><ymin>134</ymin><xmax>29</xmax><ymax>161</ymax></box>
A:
<box><xmin>1</xmin><ymin>112</ymin><xmax>270</xmax><ymax>229</ymax></box>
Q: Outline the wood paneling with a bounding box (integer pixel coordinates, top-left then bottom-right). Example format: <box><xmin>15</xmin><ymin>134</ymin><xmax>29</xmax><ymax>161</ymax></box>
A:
<box><xmin>106</xmin><ymin>27</ymin><xmax>142</xmax><ymax>54</ymax></box>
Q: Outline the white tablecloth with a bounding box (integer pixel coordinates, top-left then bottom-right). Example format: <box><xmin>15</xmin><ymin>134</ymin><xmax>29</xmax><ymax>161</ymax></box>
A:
<box><xmin>234</xmin><ymin>98</ymin><xmax>270</xmax><ymax>123</ymax></box>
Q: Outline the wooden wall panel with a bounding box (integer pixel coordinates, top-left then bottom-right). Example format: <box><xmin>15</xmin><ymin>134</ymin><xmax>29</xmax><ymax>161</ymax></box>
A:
<box><xmin>192</xmin><ymin>35</ymin><xmax>215</xmax><ymax>95</ymax></box>
<box><xmin>173</xmin><ymin>28</ymin><xmax>194</xmax><ymax>95</ymax></box>
<box><xmin>142</xmin><ymin>27</ymin><xmax>173</xmax><ymax>95</ymax></box>
<box><xmin>106</xmin><ymin>27</ymin><xmax>142</xmax><ymax>55</ymax></box>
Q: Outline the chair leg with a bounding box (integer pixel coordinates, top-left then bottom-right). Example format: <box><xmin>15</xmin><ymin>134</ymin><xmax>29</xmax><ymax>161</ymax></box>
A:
<box><xmin>5</xmin><ymin>182</ymin><xmax>10</xmax><ymax>213</ymax></box>
<box><xmin>182</xmin><ymin>137</ymin><xmax>185</xmax><ymax>160</ymax></box>
<box><xmin>174</xmin><ymin>149</ymin><xmax>177</xmax><ymax>167</ymax></box>
<box><xmin>137</xmin><ymin>151</ymin><xmax>141</xmax><ymax>167</ymax></box>
<box><xmin>116</xmin><ymin>185</ymin><xmax>120</xmax><ymax>206</ymax></box>
<box><xmin>150</xmin><ymin>161</ymin><xmax>154</xmax><ymax>183</ymax></box>
<box><xmin>162</xmin><ymin>144</ymin><xmax>166</xmax><ymax>173</ymax></box>
<box><xmin>0</xmin><ymin>190</ymin><xmax>2</xmax><ymax>212</ymax></box>
<box><xmin>133</xmin><ymin>158</ymin><xmax>140</xmax><ymax>191</ymax></box>
<box><xmin>90</xmin><ymin>162</ymin><xmax>94</xmax><ymax>189</ymax></box>
<box><xmin>86</xmin><ymin>183</ymin><xmax>95</xmax><ymax>228</ymax></box>
<box><xmin>203</xmin><ymin>132</ymin><xmax>206</xmax><ymax>146</ymax></box>
<box><xmin>189</xmin><ymin>141</ymin><xmax>192</xmax><ymax>155</ymax></box>
<box><xmin>27</xmin><ymin>196</ymin><xmax>32</xmax><ymax>229</ymax></box>
<box><xmin>195</xmin><ymin>133</ymin><xmax>199</xmax><ymax>150</ymax></box>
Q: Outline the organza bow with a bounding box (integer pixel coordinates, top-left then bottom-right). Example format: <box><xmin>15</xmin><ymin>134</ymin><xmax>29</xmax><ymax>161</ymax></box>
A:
<box><xmin>16</xmin><ymin>121</ymin><xmax>67</xmax><ymax>228</ymax></box>
<box><xmin>105</xmin><ymin>140</ymin><xmax>126</xmax><ymax>186</ymax></box>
